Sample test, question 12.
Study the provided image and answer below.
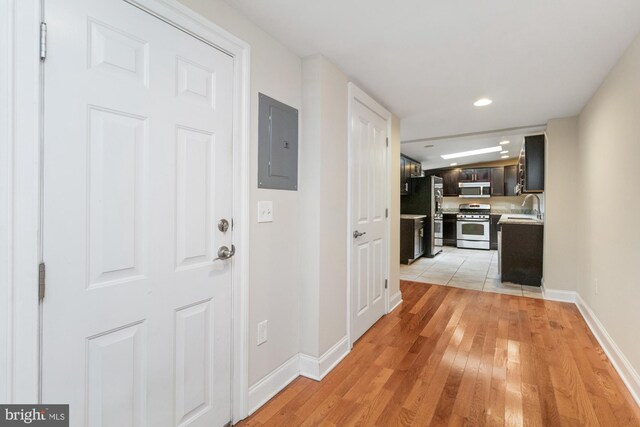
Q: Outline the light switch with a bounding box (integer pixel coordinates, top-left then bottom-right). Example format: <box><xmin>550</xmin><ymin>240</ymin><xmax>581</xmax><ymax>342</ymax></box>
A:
<box><xmin>257</xmin><ymin>201</ymin><xmax>273</xmax><ymax>223</ymax></box>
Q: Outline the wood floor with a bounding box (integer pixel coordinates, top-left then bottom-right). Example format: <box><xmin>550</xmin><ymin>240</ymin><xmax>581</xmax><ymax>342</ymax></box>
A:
<box><xmin>237</xmin><ymin>281</ymin><xmax>640</xmax><ymax>426</ymax></box>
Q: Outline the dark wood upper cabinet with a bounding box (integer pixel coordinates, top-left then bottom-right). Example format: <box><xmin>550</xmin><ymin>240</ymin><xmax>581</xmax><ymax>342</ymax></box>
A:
<box><xmin>400</xmin><ymin>154</ymin><xmax>423</xmax><ymax>195</ymax></box>
<box><xmin>504</xmin><ymin>165</ymin><xmax>518</xmax><ymax>196</ymax></box>
<box><xmin>516</xmin><ymin>134</ymin><xmax>545</xmax><ymax>194</ymax></box>
<box><xmin>524</xmin><ymin>135</ymin><xmax>544</xmax><ymax>192</ymax></box>
<box><xmin>475</xmin><ymin>168</ymin><xmax>491</xmax><ymax>182</ymax></box>
<box><xmin>441</xmin><ymin>169</ymin><xmax>460</xmax><ymax>196</ymax></box>
<box><xmin>459</xmin><ymin>168</ymin><xmax>490</xmax><ymax>182</ymax></box>
<box><xmin>490</xmin><ymin>167</ymin><xmax>505</xmax><ymax>196</ymax></box>
<box><xmin>400</xmin><ymin>156</ymin><xmax>407</xmax><ymax>195</ymax></box>
<box><xmin>458</xmin><ymin>169</ymin><xmax>474</xmax><ymax>182</ymax></box>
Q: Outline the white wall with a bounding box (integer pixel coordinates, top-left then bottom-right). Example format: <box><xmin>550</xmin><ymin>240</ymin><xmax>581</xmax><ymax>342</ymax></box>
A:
<box><xmin>577</xmin><ymin>31</ymin><xmax>640</xmax><ymax>375</ymax></box>
<box><xmin>299</xmin><ymin>55</ymin><xmax>348</xmax><ymax>357</ymax></box>
<box><xmin>543</xmin><ymin>117</ymin><xmax>580</xmax><ymax>292</ymax></box>
<box><xmin>178</xmin><ymin>0</ymin><xmax>303</xmax><ymax>387</ymax></box>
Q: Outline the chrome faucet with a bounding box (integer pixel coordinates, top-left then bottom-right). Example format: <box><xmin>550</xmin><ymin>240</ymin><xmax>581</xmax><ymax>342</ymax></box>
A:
<box><xmin>522</xmin><ymin>194</ymin><xmax>542</xmax><ymax>220</ymax></box>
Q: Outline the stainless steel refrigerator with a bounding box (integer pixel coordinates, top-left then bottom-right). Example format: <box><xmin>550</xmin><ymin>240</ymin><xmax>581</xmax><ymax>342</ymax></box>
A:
<box><xmin>400</xmin><ymin>175</ymin><xmax>444</xmax><ymax>257</ymax></box>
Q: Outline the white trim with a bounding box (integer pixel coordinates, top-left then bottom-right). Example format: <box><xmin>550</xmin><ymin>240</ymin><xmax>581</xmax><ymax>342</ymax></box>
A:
<box><xmin>384</xmin><ymin>117</ymin><xmax>393</xmax><ymax>315</ymax></box>
<box><xmin>1</xmin><ymin>0</ymin><xmax>42</xmax><ymax>403</ymax></box>
<box><xmin>0</xmin><ymin>0</ymin><xmax>14</xmax><ymax>404</ymax></box>
<box><xmin>6</xmin><ymin>0</ymin><xmax>252</xmax><ymax>419</ymax></box>
<box><xmin>389</xmin><ymin>291</ymin><xmax>403</xmax><ymax>313</ymax></box>
<box><xmin>248</xmin><ymin>337</ymin><xmax>350</xmax><ymax>415</ymax></box>
<box><xmin>541</xmin><ymin>284</ymin><xmax>577</xmax><ymax>303</ymax></box>
<box><xmin>346</xmin><ymin>82</ymin><xmax>392</xmax><ymax>349</ymax></box>
<box><xmin>247</xmin><ymin>354</ymin><xmax>300</xmax><ymax>416</ymax></box>
<box><xmin>575</xmin><ymin>294</ymin><xmax>640</xmax><ymax>407</ymax></box>
<box><xmin>299</xmin><ymin>336</ymin><xmax>350</xmax><ymax>381</ymax></box>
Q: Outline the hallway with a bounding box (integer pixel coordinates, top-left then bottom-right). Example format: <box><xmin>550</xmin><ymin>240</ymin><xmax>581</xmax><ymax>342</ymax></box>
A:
<box><xmin>238</xmin><ymin>281</ymin><xmax>640</xmax><ymax>426</ymax></box>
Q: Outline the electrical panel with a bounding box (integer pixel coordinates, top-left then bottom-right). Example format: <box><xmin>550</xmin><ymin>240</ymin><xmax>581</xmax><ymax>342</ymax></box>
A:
<box><xmin>258</xmin><ymin>93</ymin><xmax>298</xmax><ymax>191</ymax></box>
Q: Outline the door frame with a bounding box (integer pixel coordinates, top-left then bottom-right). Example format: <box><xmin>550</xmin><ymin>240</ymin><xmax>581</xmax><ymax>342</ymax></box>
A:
<box><xmin>346</xmin><ymin>82</ymin><xmax>392</xmax><ymax>349</ymax></box>
<box><xmin>1</xmin><ymin>0</ymin><xmax>252</xmax><ymax>421</ymax></box>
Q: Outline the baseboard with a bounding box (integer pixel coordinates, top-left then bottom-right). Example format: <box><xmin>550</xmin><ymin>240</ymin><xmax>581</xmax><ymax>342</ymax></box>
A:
<box><xmin>300</xmin><ymin>336</ymin><xmax>350</xmax><ymax>381</ymax></box>
<box><xmin>575</xmin><ymin>294</ymin><xmax>640</xmax><ymax>407</ymax></box>
<box><xmin>247</xmin><ymin>337</ymin><xmax>350</xmax><ymax>414</ymax></box>
<box><xmin>247</xmin><ymin>353</ymin><xmax>300</xmax><ymax>415</ymax></box>
<box><xmin>541</xmin><ymin>284</ymin><xmax>577</xmax><ymax>303</ymax></box>
<box><xmin>389</xmin><ymin>291</ymin><xmax>403</xmax><ymax>313</ymax></box>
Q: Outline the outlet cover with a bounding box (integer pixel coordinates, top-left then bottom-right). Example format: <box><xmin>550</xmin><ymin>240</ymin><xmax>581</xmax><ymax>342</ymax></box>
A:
<box><xmin>257</xmin><ymin>201</ymin><xmax>273</xmax><ymax>223</ymax></box>
<box><xmin>257</xmin><ymin>320</ymin><xmax>268</xmax><ymax>345</ymax></box>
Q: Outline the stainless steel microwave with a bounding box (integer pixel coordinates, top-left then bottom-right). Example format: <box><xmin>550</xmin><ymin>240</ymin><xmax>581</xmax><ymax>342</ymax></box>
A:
<box><xmin>458</xmin><ymin>182</ymin><xmax>491</xmax><ymax>198</ymax></box>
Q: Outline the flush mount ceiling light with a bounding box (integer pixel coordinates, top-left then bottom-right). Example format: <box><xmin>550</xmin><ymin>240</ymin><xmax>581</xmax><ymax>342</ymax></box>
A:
<box><xmin>441</xmin><ymin>146</ymin><xmax>502</xmax><ymax>160</ymax></box>
<box><xmin>500</xmin><ymin>140</ymin><xmax>510</xmax><ymax>145</ymax></box>
<box><xmin>473</xmin><ymin>98</ymin><xmax>493</xmax><ymax>107</ymax></box>
<box><xmin>424</xmin><ymin>144</ymin><xmax>434</xmax><ymax>148</ymax></box>
<box><xmin>501</xmin><ymin>155</ymin><xmax>509</xmax><ymax>159</ymax></box>
<box><xmin>450</xmin><ymin>162</ymin><xmax>458</xmax><ymax>166</ymax></box>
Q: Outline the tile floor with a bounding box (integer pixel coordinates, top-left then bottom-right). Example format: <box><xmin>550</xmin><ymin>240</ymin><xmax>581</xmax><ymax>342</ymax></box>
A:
<box><xmin>399</xmin><ymin>246</ymin><xmax>543</xmax><ymax>298</ymax></box>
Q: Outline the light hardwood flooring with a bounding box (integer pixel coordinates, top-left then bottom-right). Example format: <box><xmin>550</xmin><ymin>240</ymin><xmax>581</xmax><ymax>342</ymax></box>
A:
<box><xmin>236</xmin><ymin>281</ymin><xmax>640</xmax><ymax>426</ymax></box>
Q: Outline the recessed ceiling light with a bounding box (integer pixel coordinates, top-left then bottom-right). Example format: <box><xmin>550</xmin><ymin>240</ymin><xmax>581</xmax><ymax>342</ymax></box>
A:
<box><xmin>500</xmin><ymin>140</ymin><xmax>510</xmax><ymax>145</ymax></box>
<box><xmin>424</xmin><ymin>144</ymin><xmax>434</xmax><ymax>148</ymax></box>
<box><xmin>441</xmin><ymin>146</ymin><xmax>502</xmax><ymax>160</ymax></box>
<box><xmin>501</xmin><ymin>155</ymin><xmax>509</xmax><ymax>159</ymax></box>
<box><xmin>474</xmin><ymin>98</ymin><xmax>493</xmax><ymax>107</ymax></box>
<box><xmin>500</xmin><ymin>150</ymin><xmax>509</xmax><ymax>154</ymax></box>
<box><xmin>450</xmin><ymin>163</ymin><xmax>458</xmax><ymax>166</ymax></box>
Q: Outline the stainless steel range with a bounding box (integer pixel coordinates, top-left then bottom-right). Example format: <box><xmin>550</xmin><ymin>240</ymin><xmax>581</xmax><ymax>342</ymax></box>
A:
<box><xmin>457</xmin><ymin>203</ymin><xmax>491</xmax><ymax>250</ymax></box>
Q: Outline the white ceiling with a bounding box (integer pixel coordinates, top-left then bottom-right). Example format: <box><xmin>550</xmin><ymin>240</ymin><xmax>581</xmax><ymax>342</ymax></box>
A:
<box><xmin>223</xmin><ymin>0</ymin><xmax>640</xmax><ymax>149</ymax></box>
<box><xmin>400</xmin><ymin>126</ymin><xmax>545</xmax><ymax>170</ymax></box>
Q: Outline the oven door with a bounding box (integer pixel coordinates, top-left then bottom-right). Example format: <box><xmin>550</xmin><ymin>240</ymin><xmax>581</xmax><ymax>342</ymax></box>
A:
<box><xmin>457</xmin><ymin>220</ymin><xmax>490</xmax><ymax>241</ymax></box>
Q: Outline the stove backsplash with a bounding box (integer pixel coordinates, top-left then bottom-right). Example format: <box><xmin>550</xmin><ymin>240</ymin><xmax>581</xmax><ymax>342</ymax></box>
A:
<box><xmin>442</xmin><ymin>195</ymin><xmax>545</xmax><ymax>214</ymax></box>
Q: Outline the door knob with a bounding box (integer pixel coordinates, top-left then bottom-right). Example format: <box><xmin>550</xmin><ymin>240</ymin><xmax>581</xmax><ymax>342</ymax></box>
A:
<box><xmin>213</xmin><ymin>245</ymin><xmax>235</xmax><ymax>261</ymax></box>
<box><xmin>353</xmin><ymin>230</ymin><xmax>366</xmax><ymax>238</ymax></box>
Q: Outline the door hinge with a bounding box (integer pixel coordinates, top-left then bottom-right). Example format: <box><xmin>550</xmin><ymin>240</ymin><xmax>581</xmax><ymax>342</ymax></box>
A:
<box><xmin>385</xmin><ymin>279</ymin><xmax>388</xmax><ymax>289</ymax></box>
<box><xmin>38</xmin><ymin>262</ymin><xmax>46</xmax><ymax>301</ymax></box>
<box><xmin>386</xmin><ymin>137</ymin><xmax>389</xmax><ymax>147</ymax></box>
<box><xmin>385</xmin><ymin>208</ymin><xmax>389</xmax><ymax>218</ymax></box>
<box><xmin>39</xmin><ymin>22</ymin><xmax>47</xmax><ymax>60</ymax></box>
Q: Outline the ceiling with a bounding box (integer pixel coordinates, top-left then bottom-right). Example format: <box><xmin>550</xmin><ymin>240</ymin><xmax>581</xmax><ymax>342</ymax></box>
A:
<box><xmin>223</xmin><ymin>0</ymin><xmax>640</xmax><ymax>157</ymax></box>
<box><xmin>400</xmin><ymin>126</ymin><xmax>545</xmax><ymax>170</ymax></box>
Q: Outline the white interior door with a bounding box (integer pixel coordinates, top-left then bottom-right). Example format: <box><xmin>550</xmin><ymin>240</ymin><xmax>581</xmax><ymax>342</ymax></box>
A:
<box><xmin>349</xmin><ymin>97</ymin><xmax>388</xmax><ymax>343</ymax></box>
<box><xmin>42</xmin><ymin>1</ymin><xmax>234</xmax><ymax>425</ymax></box>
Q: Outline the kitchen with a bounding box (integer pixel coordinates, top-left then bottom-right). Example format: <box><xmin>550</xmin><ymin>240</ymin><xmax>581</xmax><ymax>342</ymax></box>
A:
<box><xmin>399</xmin><ymin>132</ymin><xmax>545</xmax><ymax>298</ymax></box>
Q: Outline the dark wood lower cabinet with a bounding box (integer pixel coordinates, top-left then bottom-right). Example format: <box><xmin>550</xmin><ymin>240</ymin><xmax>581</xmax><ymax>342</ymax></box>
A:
<box><xmin>443</xmin><ymin>214</ymin><xmax>457</xmax><ymax>246</ymax></box>
<box><xmin>489</xmin><ymin>215</ymin><xmax>500</xmax><ymax>250</ymax></box>
<box><xmin>500</xmin><ymin>223</ymin><xmax>543</xmax><ymax>286</ymax></box>
<box><xmin>400</xmin><ymin>218</ymin><xmax>424</xmax><ymax>264</ymax></box>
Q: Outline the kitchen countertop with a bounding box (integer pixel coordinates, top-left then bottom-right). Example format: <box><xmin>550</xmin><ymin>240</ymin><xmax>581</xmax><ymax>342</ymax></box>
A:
<box><xmin>498</xmin><ymin>213</ymin><xmax>544</xmax><ymax>225</ymax></box>
<box><xmin>400</xmin><ymin>214</ymin><xmax>427</xmax><ymax>220</ymax></box>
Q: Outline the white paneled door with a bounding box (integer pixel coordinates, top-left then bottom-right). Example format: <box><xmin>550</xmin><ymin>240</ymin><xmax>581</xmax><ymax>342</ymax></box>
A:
<box><xmin>42</xmin><ymin>1</ymin><xmax>234</xmax><ymax>426</ymax></box>
<box><xmin>349</xmin><ymin>93</ymin><xmax>388</xmax><ymax>343</ymax></box>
